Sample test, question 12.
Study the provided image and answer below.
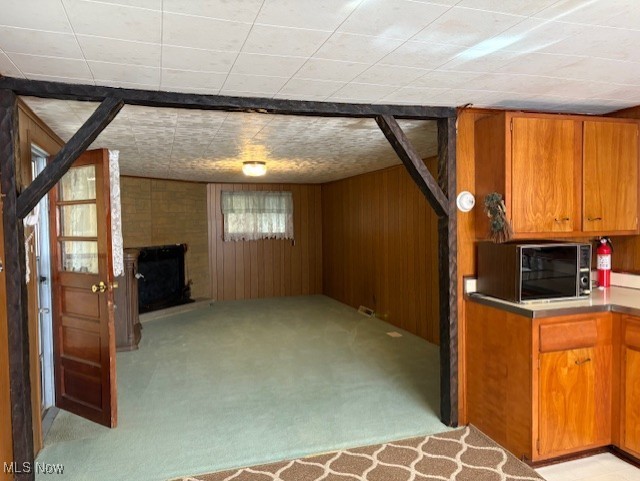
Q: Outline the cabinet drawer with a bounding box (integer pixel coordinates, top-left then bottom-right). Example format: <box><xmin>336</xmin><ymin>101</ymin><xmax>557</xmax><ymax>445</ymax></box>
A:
<box><xmin>540</xmin><ymin>319</ymin><xmax>598</xmax><ymax>353</ymax></box>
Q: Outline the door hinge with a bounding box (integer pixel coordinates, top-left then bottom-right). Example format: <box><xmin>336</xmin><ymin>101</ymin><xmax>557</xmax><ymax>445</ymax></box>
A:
<box><xmin>510</xmin><ymin>119</ymin><xmax>513</xmax><ymax>131</ymax></box>
<box><xmin>536</xmin><ymin>438</ymin><xmax>540</xmax><ymax>452</ymax></box>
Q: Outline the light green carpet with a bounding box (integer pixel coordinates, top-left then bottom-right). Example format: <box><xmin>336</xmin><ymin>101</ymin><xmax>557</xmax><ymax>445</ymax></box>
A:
<box><xmin>36</xmin><ymin>295</ymin><xmax>446</xmax><ymax>481</ymax></box>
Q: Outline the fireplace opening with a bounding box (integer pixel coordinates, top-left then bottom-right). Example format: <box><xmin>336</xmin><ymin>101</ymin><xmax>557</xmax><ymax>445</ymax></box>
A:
<box><xmin>137</xmin><ymin>244</ymin><xmax>193</xmax><ymax>313</ymax></box>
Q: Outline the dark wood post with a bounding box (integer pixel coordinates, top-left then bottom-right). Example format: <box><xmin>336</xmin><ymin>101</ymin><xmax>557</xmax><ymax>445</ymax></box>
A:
<box><xmin>438</xmin><ymin>117</ymin><xmax>458</xmax><ymax>427</ymax></box>
<box><xmin>0</xmin><ymin>89</ymin><xmax>35</xmax><ymax>480</ymax></box>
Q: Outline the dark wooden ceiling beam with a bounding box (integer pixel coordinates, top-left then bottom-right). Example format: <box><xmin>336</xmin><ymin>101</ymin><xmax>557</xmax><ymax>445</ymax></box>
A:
<box><xmin>16</xmin><ymin>96</ymin><xmax>123</xmax><ymax>219</ymax></box>
<box><xmin>375</xmin><ymin>114</ymin><xmax>449</xmax><ymax>218</ymax></box>
<box><xmin>0</xmin><ymin>88</ymin><xmax>35</xmax><ymax>481</ymax></box>
<box><xmin>0</xmin><ymin>76</ymin><xmax>456</xmax><ymax>120</ymax></box>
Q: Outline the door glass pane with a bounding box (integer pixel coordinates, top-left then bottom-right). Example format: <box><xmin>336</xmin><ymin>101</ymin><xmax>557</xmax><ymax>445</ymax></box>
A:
<box><xmin>60</xmin><ymin>204</ymin><xmax>97</xmax><ymax>237</ymax></box>
<box><xmin>61</xmin><ymin>241</ymin><xmax>98</xmax><ymax>274</ymax></box>
<box><xmin>60</xmin><ymin>165</ymin><xmax>96</xmax><ymax>201</ymax></box>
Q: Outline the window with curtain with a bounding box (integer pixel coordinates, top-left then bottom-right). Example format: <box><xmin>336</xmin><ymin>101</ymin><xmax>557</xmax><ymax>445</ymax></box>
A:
<box><xmin>221</xmin><ymin>191</ymin><xmax>294</xmax><ymax>241</ymax></box>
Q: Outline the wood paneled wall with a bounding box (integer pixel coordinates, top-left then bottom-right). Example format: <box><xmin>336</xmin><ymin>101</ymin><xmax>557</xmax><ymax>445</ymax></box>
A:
<box><xmin>607</xmin><ymin>105</ymin><xmax>640</xmax><ymax>274</ymax></box>
<box><xmin>120</xmin><ymin>177</ymin><xmax>211</xmax><ymax>299</ymax></box>
<box><xmin>207</xmin><ymin>183</ymin><xmax>322</xmax><ymax>301</ymax></box>
<box><xmin>0</xmin><ymin>197</ymin><xmax>14</xmax><ymax>479</ymax></box>
<box><xmin>321</xmin><ymin>163</ymin><xmax>440</xmax><ymax>344</ymax></box>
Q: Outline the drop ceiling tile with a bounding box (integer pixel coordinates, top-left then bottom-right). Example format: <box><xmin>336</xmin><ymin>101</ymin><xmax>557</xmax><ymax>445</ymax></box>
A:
<box><xmin>293</xmin><ymin>58</ymin><xmax>369</xmax><ymax>82</ymax></box>
<box><xmin>27</xmin><ymin>73</ymin><xmax>94</xmax><ymax>84</ymax></box>
<box><xmin>353</xmin><ymin>64</ymin><xmax>430</xmax><ymax>86</ymax></box>
<box><xmin>533</xmin><ymin>0</ymin><xmax>640</xmax><ymax>29</ymax></box>
<box><xmin>162</xmin><ymin>46</ymin><xmax>236</xmax><ymax>73</ymax></box>
<box><xmin>0</xmin><ymin>27</ymin><xmax>83</xmax><ymax>59</ymax></box>
<box><xmin>223</xmin><ymin>73</ymin><xmax>290</xmax><ymax>93</ymax></box>
<box><xmin>551</xmin><ymin>57</ymin><xmax>640</xmax><ymax>85</ymax></box>
<box><xmin>63</xmin><ymin>0</ymin><xmax>162</xmax><ymax>43</ymax></box>
<box><xmin>378</xmin><ymin>41</ymin><xmax>466</xmax><ymax>70</ymax></box>
<box><xmin>469</xmin><ymin>73</ymin><xmax>562</xmax><ymax>95</ymax></box>
<box><xmin>492</xmin><ymin>18</ymin><xmax>588</xmax><ymax>53</ymax></box>
<box><xmin>0</xmin><ymin>0</ymin><xmax>72</xmax><ymax>33</ymax></box>
<box><xmin>413</xmin><ymin>7</ymin><xmax>525</xmax><ymax>47</ymax></box>
<box><xmin>94</xmin><ymin>0</ymin><xmax>162</xmax><ymax>9</ymax></box>
<box><xmin>410</xmin><ymin>70</ymin><xmax>482</xmax><ymax>89</ymax></box>
<box><xmin>457</xmin><ymin>0</ymin><xmax>558</xmax><ymax>16</ymax></box>
<box><xmin>539</xmin><ymin>26</ymin><xmax>640</xmax><ymax>63</ymax></box>
<box><xmin>330</xmin><ymin>83</ymin><xmax>399</xmax><ymax>101</ymax></box>
<box><xmin>88</xmin><ymin>61</ymin><xmax>160</xmax><ymax>85</ymax></box>
<box><xmin>241</xmin><ymin>25</ymin><xmax>332</xmax><ymax>57</ymax></box>
<box><xmin>273</xmin><ymin>92</ymin><xmax>330</xmax><ymax>101</ymax></box>
<box><xmin>591</xmin><ymin>84</ymin><xmax>640</xmax><ymax>101</ymax></box>
<box><xmin>77</xmin><ymin>35</ymin><xmax>161</xmax><ymax>67</ymax></box>
<box><xmin>163</xmin><ymin>0</ymin><xmax>263</xmax><ymax>23</ymax></box>
<box><xmin>8</xmin><ymin>53</ymin><xmax>92</xmax><ymax>78</ymax></box>
<box><xmin>338</xmin><ymin>0</ymin><xmax>449</xmax><ymax>40</ymax></box>
<box><xmin>0</xmin><ymin>51</ymin><xmax>23</xmax><ymax>77</ymax></box>
<box><xmin>161</xmin><ymin>69</ymin><xmax>226</xmax><ymax>91</ymax></box>
<box><xmin>438</xmin><ymin>48</ymin><xmax>521</xmax><ymax>72</ymax></box>
<box><xmin>379</xmin><ymin>86</ymin><xmax>450</xmax><ymax>103</ymax></box>
<box><xmin>314</xmin><ymin>33</ymin><xmax>403</xmax><ymax>63</ymax></box>
<box><xmin>163</xmin><ymin>12</ymin><xmax>251</xmax><ymax>51</ymax></box>
<box><xmin>94</xmin><ymin>79</ymin><xmax>159</xmax><ymax>90</ymax></box>
<box><xmin>497</xmin><ymin>52</ymin><xmax>584</xmax><ymax>76</ymax></box>
<box><xmin>278</xmin><ymin>78</ymin><xmax>344</xmax><ymax>97</ymax></box>
<box><xmin>256</xmin><ymin>0</ymin><xmax>359</xmax><ymax>31</ymax></box>
<box><xmin>231</xmin><ymin>53</ymin><xmax>307</xmax><ymax>77</ymax></box>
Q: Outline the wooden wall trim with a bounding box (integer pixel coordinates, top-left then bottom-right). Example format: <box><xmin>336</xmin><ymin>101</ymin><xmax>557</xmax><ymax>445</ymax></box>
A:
<box><xmin>0</xmin><ymin>89</ymin><xmax>35</xmax><ymax>481</ymax></box>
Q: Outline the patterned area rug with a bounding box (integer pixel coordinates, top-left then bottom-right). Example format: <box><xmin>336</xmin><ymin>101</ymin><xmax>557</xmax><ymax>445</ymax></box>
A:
<box><xmin>176</xmin><ymin>425</ymin><xmax>543</xmax><ymax>481</ymax></box>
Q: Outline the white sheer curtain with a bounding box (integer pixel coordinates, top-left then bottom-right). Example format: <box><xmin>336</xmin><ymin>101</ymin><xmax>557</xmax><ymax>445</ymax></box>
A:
<box><xmin>109</xmin><ymin>150</ymin><xmax>124</xmax><ymax>277</ymax></box>
<box><xmin>221</xmin><ymin>191</ymin><xmax>294</xmax><ymax>242</ymax></box>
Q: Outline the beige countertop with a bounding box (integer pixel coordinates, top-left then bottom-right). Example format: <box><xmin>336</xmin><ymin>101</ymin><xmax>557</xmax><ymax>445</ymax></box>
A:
<box><xmin>467</xmin><ymin>286</ymin><xmax>640</xmax><ymax>318</ymax></box>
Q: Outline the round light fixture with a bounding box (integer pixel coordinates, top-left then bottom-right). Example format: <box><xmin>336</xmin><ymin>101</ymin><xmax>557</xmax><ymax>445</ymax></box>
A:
<box><xmin>242</xmin><ymin>161</ymin><xmax>267</xmax><ymax>177</ymax></box>
<box><xmin>456</xmin><ymin>191</ymin><xmax>476</xmax><ymax>212</ymax></box>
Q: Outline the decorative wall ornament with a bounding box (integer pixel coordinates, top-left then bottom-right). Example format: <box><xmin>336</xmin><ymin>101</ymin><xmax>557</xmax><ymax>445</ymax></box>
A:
<box><xmin>109</xmin><ymin>150</ymin><xmax>124</xmax><ymax>277</ymax></box>
<box><xmin>484</xmin><ymin>192</ymin><xmax>513</xmax><ymax>243</ymax></box>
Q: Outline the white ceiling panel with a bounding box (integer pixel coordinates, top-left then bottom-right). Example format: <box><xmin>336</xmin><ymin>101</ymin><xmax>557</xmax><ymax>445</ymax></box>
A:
<box><xmin>241</xmin><ymin>25</ymin><xmax>332</xmax><ymax>57</ymax></box>
<box><xmin>76</xmin><ymin>35</ymin><xmax>161</xmax><ymax>67</ymax></box>
<box><xmin>0</xmin><ymin>0</ymin><xmax>72</xmax><ymax>33</ymax></box>
<box><xmin>62</xmin><ymin>0</ymin><xmax>162</xmax><ymax>43</ymax></box>
<box><xmin>162</xmin><ymin>13</ymin><xmax>252</xmax><ymax>51</ymax></box>
<box><xmin>337</xmin><ymin>0</ymin><xmax>449</xmax><ymax>40</ymax></box>
<box><xmin>8</xmin><ymin>53</ymin><xmax>92</xmax><ymax>79</ymax></box>
<box><xmin>255</xmin><ymin>0</ymin><xmax>359</xmax><ymax>31</ymax></box>
<box><xmin>163</xmin><ymin>0</ymin><xmax>264</xmax><ymax>24</ymax></box>
<box><xmin>3</xmin><ymin>0</ymin><xmax>640</xmax><ymax>120</ymax></box>
<box><xmin>22</xmin><ymin>97</ymin><xmax>438</xmax><ymax>183</ymax></box>
<box><xmin>0</xmin><ymin>27</ymin><xmax>83</xmax><ymax>59</ymax></box>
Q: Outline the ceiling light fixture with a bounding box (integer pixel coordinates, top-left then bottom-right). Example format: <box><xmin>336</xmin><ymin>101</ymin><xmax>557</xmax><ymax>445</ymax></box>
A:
<box><xmin>242</xmin><ymin>161</ymin><xmax>267</xmax><ymax>177</ymax></box>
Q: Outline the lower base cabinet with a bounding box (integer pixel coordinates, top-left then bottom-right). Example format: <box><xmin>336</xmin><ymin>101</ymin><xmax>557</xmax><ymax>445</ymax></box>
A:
<box><xmin>623</xmin><ymin>318</ymin><xmax>640</xmax><ymax>457</ymax></box>
<box><xmin>465</xmin><ymin>302</ymin><xmax>634</xmax><ymax>463</ymax></box>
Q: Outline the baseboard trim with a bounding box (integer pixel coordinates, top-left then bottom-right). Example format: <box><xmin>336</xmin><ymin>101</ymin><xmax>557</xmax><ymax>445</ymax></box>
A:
<box><xmin>528</xmin><ymin>445</ymin><xmax>639</xmax><ymax>469</ymax></box>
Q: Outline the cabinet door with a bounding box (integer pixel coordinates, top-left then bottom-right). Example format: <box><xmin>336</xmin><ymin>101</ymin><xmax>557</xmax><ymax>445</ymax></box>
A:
<box><xmin>583</xmin><ymin>121</ymin><xmax>639</xmax><ymax>232</ymax></box>
<box><xmin>539</xmin><ymin>347</ymin><xmax>604</xmax><ymax>456</ymax></box>
<box><xmin>511</xmin><ymin>117</ymin><xmax>580</xmax><ymax>233</ymax></box>
<box><xmin>624</xmin><ymin>347</ymin><xmax>640</xmax><ymax>455</ymax></box>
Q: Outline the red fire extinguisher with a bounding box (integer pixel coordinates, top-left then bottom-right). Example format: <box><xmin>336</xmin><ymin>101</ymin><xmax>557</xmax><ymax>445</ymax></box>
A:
<box><xmin>596</xmin><ymin>237</ymin><xmax>612</xmax><ymax>288</ymax></box>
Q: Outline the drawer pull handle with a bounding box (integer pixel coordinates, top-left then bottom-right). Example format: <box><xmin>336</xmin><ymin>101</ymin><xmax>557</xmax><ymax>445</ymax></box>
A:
<box><xmin>575</xmin><ymin>357</ymin><xmax>592</xmax><ymax>366</ymax></box>
<box><xmin>554</xmin><ymin>217</ymin><xmax>570</xmax><ymax>222</ymax></box>
<box><xmin>587</xmin><ymin>217</ymin><xmax>602</xmax><ymax>221</ymax></box>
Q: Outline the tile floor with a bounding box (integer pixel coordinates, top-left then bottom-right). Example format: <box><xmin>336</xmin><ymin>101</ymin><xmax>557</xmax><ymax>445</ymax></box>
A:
<box><xmin>536</xmin><ymin>453</ymin><xmax>640</xmax><ymax>481</ymax></box>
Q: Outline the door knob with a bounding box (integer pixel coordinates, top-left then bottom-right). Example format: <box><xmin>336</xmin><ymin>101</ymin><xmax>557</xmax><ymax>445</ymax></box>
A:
<box><xmin>91</xmin><ymin>281</ymin><xmax>107</xmax><ymax>293</ymax></box>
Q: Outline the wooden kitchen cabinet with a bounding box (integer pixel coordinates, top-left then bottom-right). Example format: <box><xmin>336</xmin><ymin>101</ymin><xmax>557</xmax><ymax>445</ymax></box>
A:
<box><xmin>583</xmin><ymin>121</ymin><xmax>639</xmax><ymax>232</ymax></box>
<box><xmin>465</xmin><ymin>301</ymin><xmax>614</xmax><ymax>462</ymax></box>
<box><xmin>622</xmin><ymin>317</ymin><xmax>640</xmax><ymax>457</ymax></box>
<box><xmin>475</xmin><ymin>112</ymin><xmax>639</xmax><ymax>238</ymax></box>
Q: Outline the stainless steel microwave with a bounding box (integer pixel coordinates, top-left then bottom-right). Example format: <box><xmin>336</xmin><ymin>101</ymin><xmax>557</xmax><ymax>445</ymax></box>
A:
<box><xmin>476</xmin><ymin>241</ymin><xmax>592</xmax><ymax>303</ymax></box>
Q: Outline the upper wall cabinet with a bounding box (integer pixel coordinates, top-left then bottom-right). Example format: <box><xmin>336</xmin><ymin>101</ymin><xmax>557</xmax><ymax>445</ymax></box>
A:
<box><xmin>475</xmin><ymin>112</ymin><xmax>639</xmax><ymax>238</ymax></box>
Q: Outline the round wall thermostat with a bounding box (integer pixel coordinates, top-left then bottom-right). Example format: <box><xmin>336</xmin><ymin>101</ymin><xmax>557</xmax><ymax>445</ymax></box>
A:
<box><xmin>456</xmin><ymin>191</ymin><xmax>475</xmax><ymax>212</ymax></box>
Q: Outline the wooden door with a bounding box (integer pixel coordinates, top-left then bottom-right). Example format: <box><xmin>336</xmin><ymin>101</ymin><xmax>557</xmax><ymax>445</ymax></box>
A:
<box><xmin>624</xmin><ymin>347</ymin><xmax>640</xmax><ymax>455</ymax></box>
<box><xmin>49</xmin><ymin>149</ymin><xmax>117</xmax><ymax>427</ymax></box>
<box><xmin>538</xmin><ymin>347</ymin><xmax>601</xmax><ymax>456</ymax></box>
<box><xmin>510</xmin><ymin>116</ymin><xmax>581</xmax><ymax>234</ymax></box>
<box><xmin>0</xmin><ymin>196</ymin><xmax>14</xmax><ymax>479</ymax></box>
<box><xmin>583</xmin><ymin>120</ymin><xmax>639</xmax><ymax>232</ymax></box>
